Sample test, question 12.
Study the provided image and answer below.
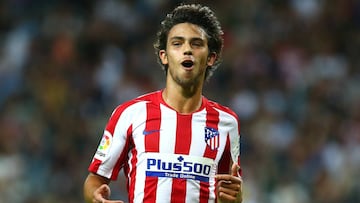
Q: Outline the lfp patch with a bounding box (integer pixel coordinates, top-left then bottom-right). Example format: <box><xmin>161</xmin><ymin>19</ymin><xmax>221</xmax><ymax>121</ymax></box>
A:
<box><xmin>204</xmin><ymin>127</ymin><xmax>219</xmax><ymax>150</ymax></box>
<box><xmin>95</xmin><ymin>130</ymin><xmax>112</xmax><ymax>160</ymax></box>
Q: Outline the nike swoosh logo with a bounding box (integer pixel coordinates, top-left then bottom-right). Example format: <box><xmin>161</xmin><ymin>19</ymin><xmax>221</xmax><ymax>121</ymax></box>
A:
<box><xmin>143</xmin><ymin>129</ymin><xmax>161</xmax><ymax>135</ymax></box>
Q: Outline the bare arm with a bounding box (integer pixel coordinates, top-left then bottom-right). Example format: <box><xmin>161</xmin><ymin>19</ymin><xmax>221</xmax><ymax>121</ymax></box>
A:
<box><xmin>84</xmin><ymin>173</ymin><xmax>113</xmax><ymax>203</ymax></box>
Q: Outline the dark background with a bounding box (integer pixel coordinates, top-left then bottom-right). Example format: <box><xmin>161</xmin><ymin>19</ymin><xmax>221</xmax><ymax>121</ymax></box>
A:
<box><xmin>0</xmin><ymin>0</ymin><xmax>359</xmax><ymax>202</ymax></box>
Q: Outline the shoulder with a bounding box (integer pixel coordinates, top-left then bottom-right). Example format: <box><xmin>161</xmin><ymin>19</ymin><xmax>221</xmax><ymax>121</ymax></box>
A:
<box><xmin>134</xmin><ymin>90</ymin><xmax>161</xmax><ymax>103</ymax></box>
<box><xmin>205</xmin><ymin>98</ymin><xmax>239</xmax><ymax>121</ymax></box>
<box><xmin>111</xmin><ymin>91</ymin><xmax>161</xmax><ymax>116</ymax></box>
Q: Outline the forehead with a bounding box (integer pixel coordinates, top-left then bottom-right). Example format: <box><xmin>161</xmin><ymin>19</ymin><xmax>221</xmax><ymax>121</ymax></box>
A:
<box><xmin>167</xmin><ymin>23</ymin><xmax>208</xmax><ymax>41</ymax></box>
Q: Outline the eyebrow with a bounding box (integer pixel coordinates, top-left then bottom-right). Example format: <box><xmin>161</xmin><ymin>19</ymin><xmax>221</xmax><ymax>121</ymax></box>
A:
<box><xmin>169</xmin><ymin>36</ymin><xmax>205</xmax><ymax>42</ymax></box>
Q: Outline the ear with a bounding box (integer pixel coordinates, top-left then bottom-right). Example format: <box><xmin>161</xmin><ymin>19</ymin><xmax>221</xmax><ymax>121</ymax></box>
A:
<box><xmin>207</xmin><ymin>52</ymin><xmax>217</xmax><ymax>67</ymax></box>
<box><xmin>159</xmin><ymin>50</ymin><xmax>168</xmax><ymax>65</ymax></box>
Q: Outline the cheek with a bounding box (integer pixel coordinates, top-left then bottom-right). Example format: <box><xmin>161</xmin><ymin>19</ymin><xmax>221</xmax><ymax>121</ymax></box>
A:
<box><xmin>164</xmin><ymin>51</ymin><xmax>178</xmax><ymax>65</ymax></box>
<box><xmin>200</xmin><ymin>55</ymin><xmax>211</xmax><ymax>66</ymax></box>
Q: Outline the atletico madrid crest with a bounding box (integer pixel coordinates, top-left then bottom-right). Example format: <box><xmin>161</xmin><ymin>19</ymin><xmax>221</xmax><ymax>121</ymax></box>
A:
<box><xmin>204</xmin><ymin>127</ymin><xmax>219</xmax><ymax>150</ymax></box>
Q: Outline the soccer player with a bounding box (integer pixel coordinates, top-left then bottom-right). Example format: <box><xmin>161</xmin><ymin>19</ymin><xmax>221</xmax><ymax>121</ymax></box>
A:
<box><xmin>84</xmin><ymin>4</ymin><xmax>243</xmax><ymax>203</ymax></box>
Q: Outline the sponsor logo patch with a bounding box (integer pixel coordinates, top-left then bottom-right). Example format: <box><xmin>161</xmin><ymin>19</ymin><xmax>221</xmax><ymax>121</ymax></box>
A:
<box><xmin>145</xmin><ymin>153</ymin><xmax>215</xmax><ymax>183</ymax></box>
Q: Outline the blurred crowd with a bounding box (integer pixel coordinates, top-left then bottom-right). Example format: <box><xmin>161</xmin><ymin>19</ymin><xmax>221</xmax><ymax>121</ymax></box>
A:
<box><xmin>0</xmin><ymin>0</ymin><xmax>359</xmax><ymax>202</ymax></box>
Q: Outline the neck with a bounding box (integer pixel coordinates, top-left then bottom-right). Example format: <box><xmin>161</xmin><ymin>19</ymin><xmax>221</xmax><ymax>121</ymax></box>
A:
<box><xmin>162</xmin><ymin>85</ymin><xmax>203</xmax><ymax>114</ymax></box>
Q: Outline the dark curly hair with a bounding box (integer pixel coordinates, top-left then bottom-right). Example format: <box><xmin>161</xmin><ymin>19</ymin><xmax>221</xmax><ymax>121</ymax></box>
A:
<box><xmin>153</xmin><ymin>4</ymin><xmax>224</xmax><ymax>81</ymax></box>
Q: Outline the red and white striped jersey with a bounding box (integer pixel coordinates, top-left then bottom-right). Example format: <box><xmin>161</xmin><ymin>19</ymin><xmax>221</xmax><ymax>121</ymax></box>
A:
<box><xmin>88</xmin><ymin>90</ymin><xmax>241</xmax><ymax>203</ymax></box>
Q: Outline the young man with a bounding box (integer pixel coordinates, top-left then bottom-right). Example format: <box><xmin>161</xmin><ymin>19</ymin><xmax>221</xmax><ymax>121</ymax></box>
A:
<box><xmin>84</xmin><ymin>4</ymin><xmax>242</xmax><ymax>203</ymax></box>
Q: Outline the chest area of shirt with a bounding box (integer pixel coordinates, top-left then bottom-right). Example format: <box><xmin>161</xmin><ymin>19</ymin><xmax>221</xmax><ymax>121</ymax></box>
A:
<box><xmin>131</xmin><ymin>112</ymin><xmax>228</xmax><ymax>156</ymax></box>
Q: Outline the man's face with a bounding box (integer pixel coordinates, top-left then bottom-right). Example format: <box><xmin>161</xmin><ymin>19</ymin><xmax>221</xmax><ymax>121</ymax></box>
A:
<box><xmin>159</xmin><ymin>23</ymin><xmax>216</xmax><ymax>89</ymax></box>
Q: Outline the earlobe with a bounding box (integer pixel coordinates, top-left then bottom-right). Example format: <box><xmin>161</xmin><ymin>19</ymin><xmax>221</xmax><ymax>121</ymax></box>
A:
<box><xmin>159</xmin><ymin>50</ymin><xmax>168</xmax><ymax>65</ymax></box>
<box><xmin>207</xmin><ymin>52</ymin><xmax>217</xmax><ymax>66</ymax></box>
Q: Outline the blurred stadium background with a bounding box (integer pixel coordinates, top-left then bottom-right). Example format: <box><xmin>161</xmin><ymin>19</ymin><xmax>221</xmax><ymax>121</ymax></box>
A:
<box><xmin>0</xmin><ymin>0</ymin><xmax>359</xmax><ymax>202</ymax></box>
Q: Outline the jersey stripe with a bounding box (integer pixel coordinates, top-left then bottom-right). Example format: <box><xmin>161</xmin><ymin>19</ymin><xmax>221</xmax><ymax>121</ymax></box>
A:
<box><xmin>218</xmin><ymin>109</ymin><xmax>241</xmax><ymax>176</ymax></box>
<box><xmin>126</xmin><ymin>125</ymin><xmax>137</xmax><ymax>203</ymax></box>
<box><xmin>201</xmin><ymin>105</ymin><xmax>220</xmax><ymax>203</ymax></box>
<box><xmin>88</xmin><ymin>158</ymin><xmax>101</xmax><ymax>172</ymax></box>
<box><xmin>171</xmin><ymin>114</ymin><xmax>192</xmax><ymax>203</ymax></box>
<box><xmin>156</xmin><ymin>104</ymin><xmax>177</xmax><ymax>203</ymax></box>
<box><xmin>187</xmin><ymin>109</ymin><xmax>207</xmax><ymax>203</ymax></box>
<box><xmin>131</xmin><ymin>102</ymin><xmax>147</xmax><ymax>203</ymax></box>
<box><xmin>217</xmin><ymin>138</ymin><xmax>231</xmax><ymax>174</ymax></box>
<box><xmin>204</xmin><ymin>105</ymin><xmax>220</xmax><ymax>160</ymax></box>
<box><xmin>144</xmin><ymin>101</ymin><xmax>161</xmax><ymax>203</ymax></box>
<box><xmin>111</xmin><ymin>124</ymin><xmax>133</xmax><ymax>180</ymax></box>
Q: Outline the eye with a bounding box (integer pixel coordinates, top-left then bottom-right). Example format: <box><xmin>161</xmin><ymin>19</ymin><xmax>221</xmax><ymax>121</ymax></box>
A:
<box><xmin>191</xmin><ymin>40</ymin><xmax>204</xmax><ymax>47</ymax></box>
<box><xmin>171</xmin><ymin>41</ymin><xmax>182</xmax><ymax>46</ymax></box>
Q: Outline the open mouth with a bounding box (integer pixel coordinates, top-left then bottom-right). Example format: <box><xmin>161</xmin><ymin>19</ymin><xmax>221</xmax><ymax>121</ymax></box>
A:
<box><xmin>181</xmin><ymin>60</ymin><xmax>194</xmax><ymax>68</ymax></box>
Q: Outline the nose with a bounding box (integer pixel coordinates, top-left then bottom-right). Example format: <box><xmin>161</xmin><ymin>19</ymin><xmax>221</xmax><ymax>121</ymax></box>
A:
<box><xmin>183</xmin><ymin>42</ymin><xmax>192</xmax><ymax>55</ymax></box>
